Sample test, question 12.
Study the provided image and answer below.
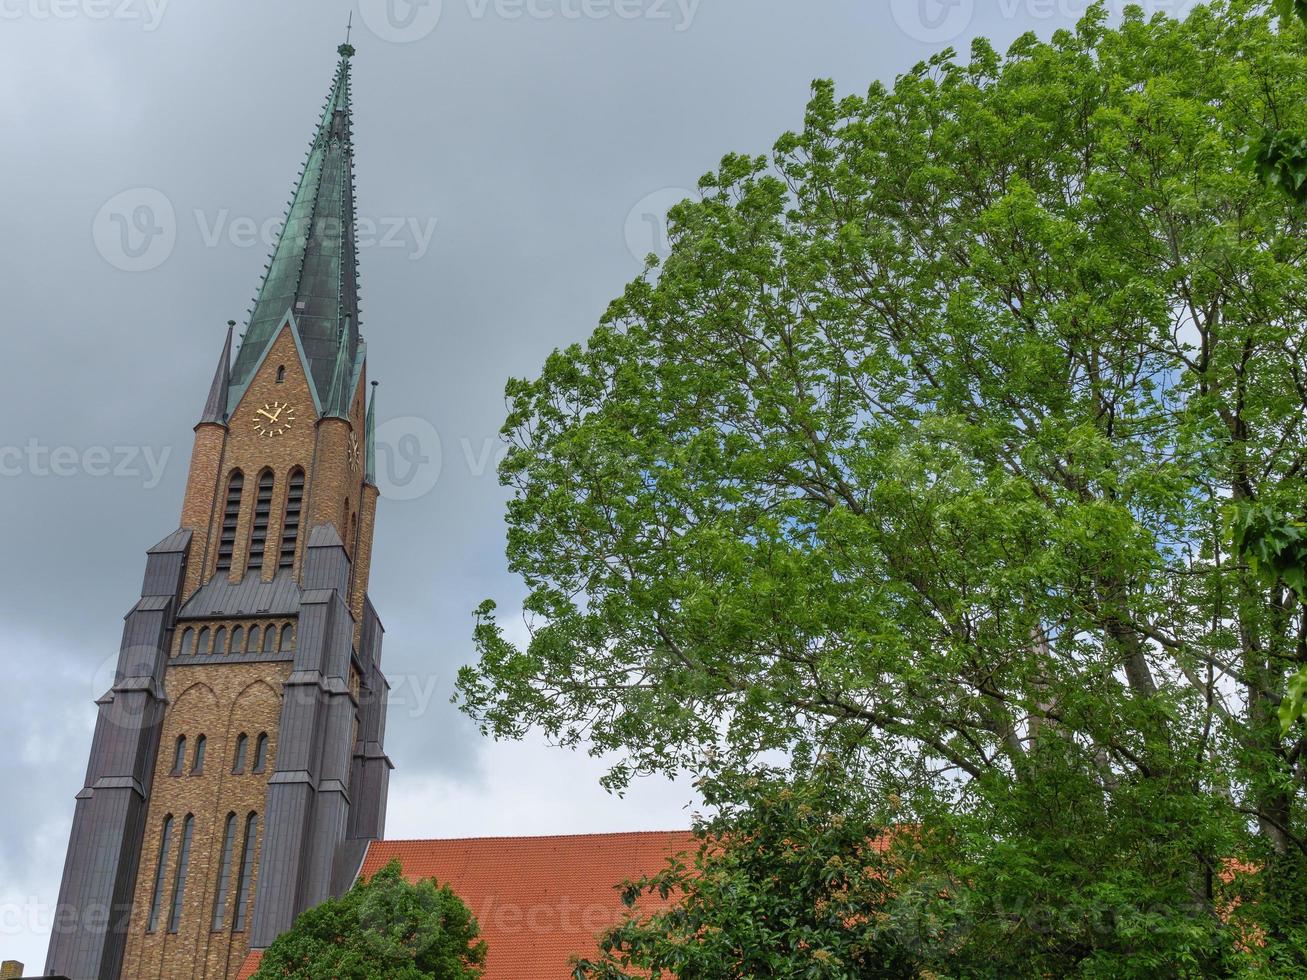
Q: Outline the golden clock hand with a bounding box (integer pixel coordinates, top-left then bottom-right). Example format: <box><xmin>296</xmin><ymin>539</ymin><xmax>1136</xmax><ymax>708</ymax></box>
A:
<box><xmin>257</xmin><ymin>408</ymin><xmax>276</xmax><ymax>421</ymax></box>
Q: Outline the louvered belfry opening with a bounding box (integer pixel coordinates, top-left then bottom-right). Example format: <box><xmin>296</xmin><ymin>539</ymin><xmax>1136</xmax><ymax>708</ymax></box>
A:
<box><xmin>247</xmin><ymin>471</ymin><xmax>275</xmax><ymax>571</ymax></box>
<box><xmin>280</xmin><ymin>469</ymin><xmax>305</xmax><ymax>569</ymax></box>
<box><xmin>215</xmin><ymin>471</ymin><xmax>244</xmax><ymax>572</ymax></box>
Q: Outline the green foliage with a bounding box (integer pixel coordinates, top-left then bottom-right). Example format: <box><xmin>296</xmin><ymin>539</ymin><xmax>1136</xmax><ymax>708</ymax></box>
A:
<box><xmin>252</xmin><ymin>861</ymin><xmax>487</xmax><ymax>980</ymax></box>
<box><xmin>1273</xmin><ymin>0</ymin><xmax>1307</xmax><ymax>27</ymax></box>
<box><xmin>577</xmin><ymin>766</ymin><xmax>1252</xmax><ymax>979</ymax></box>
<box><xmin>1244</xmin><ymin>130</ymin><xmax>1307</xmax><ymax>205</ymax></box>
<box><xmin>1250</xmin><ymin>3</ymin><xmax>1307</xmax><ymax>203</ymax></box>
<box><xmin>462</xmin><ymin>0</ymin><xmax>1307</xmax><ymax>970</ymax></box>
<box><xmin>1232</xmin><ymin>504</ymin><xmax>1307</xmax><ymax>730</ymax></box>
<box><xmin>574</xmin><ymin>771</ymin><xmax>921</xmax><ymax>980</ymax></box>
<box><xmin>1232</xmin><ymin>504</ymin><xmax>1307</xmax><ymax>600</ymax></box>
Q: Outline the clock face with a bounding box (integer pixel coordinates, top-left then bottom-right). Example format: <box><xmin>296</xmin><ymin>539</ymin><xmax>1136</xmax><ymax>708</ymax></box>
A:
<box><xmin>252</xmin><ymin>401</ymin><xmax>296</xmax><ymax>438</ymax></box>
<box><xmin>347</xmin><ymin>432</ymin><xmax>361</xmax><ymax>472</ymax></box>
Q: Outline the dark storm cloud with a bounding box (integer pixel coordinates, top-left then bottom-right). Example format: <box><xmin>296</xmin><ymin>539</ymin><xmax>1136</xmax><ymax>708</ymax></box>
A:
<box><xmin>0</xmin><ymin>0</ymin><xmax>1108</xmax><ymax>966</ymax></box>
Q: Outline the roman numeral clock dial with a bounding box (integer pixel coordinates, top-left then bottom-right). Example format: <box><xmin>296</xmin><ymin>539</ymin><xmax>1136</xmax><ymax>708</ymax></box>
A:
<box><xmin>252</xmin><ymin>401</ymin><xmax>296</xmax><ymax>437</ymax></box>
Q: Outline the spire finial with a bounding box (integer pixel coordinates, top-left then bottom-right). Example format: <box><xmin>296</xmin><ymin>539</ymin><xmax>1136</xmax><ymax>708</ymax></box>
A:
<box><xmin>339</xmin><ymin>13</ymin><xmax>355</xmax><ymax>58</ymax></box>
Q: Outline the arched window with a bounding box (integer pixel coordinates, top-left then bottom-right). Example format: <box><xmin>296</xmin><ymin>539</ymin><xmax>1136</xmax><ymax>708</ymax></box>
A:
<box><xmin>211</xmin><ymin>813</ymin><xmax>239</xmax><ymax>931</ymax></box>
<box><xmin>350</xmin><ymin>511</ymin><xmax>357</xmax><ymax>551</ymax></box>
<box><xmin>279</xmin><ymin>624</ymin><xmax>294</xmax><ymax>652</ymax></box>
<box><xmin>247</xmin><ymin>471</ymin><xmax>275</xmax><ymax>571</ymax></box>
<box><xmin>168</xmin><ymin>814</ymin><xmax>195</xmax><ymax>933</ymax></box>
<box><xmin>192</xmin><ymin>735</ymin><xmax>206</xmax><ymax>775</ymax></box>
<box><xmin>279</xmin><ymin>469</ymin><xmax>305</xmax><ymax>569</ymax></box>
<box><xmin>275</xmin><ymin>365</ymin><xmax>286</xmax><ymax>384</ymax></box>
<box><xmin>262</xmin><ymin>624</ymin><xmax>276</xmax><ymax>654</ymax></box>
<box><xmin>231</xmin><ymin>625</ymin><xmax>245</xmax><ymax>653</ymax></box>
<box><xmin>232</xmin><ymin>734</ymin><xmax>248</xmax><ymax>774</ymax></box>
<box><xmin>232</xmin><ymin>812</ymin><xmax>258</xmax><ymax>933</ymax></box>
<box><xmin>248</xmin><ymin>625</ymin><xmax>261</xmax><ymax>653</ymax></box>
<box><xmin>213</xmin><ymin>626</ymin><xmax>228</xmax><ymax>655</ymax></box>
<box><xmin>253</xmin><ymin>733</ymin><xmax>270</xmax><ymax>774</ymax></box>
<box><xmin>179</xmin><ymin>628</ymin><xmax>195</xmax><ymax>657</ymax></box>
<box><xmin>171</xmin><ymin>736</ymin><xmax>187</xmax><ymax>776</ymax></box>
<box><xmin>215</xmin><ymin>471</ymin><xmax>244</xmax><ymax>572</ymax></box>
<box><xmin>196</xmin><ymin>627</ymin><xmax>210</xmax><ymax>656</ymax></box>
<box><xmin>147</xmin><ymin>814</ymin><xmax>174</xmax><ymax>933</ymax></box>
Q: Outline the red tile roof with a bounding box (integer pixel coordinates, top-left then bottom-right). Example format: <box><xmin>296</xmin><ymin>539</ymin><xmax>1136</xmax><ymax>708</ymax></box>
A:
<box><xmin>236</xmin><ymin>830</ymin><xmax>695</xmax><ymax>980</ymax></box>
<box><xmin>236</xmin><ymin>950</ymin><xmax>261</xmax><ymax>979</ymax></box>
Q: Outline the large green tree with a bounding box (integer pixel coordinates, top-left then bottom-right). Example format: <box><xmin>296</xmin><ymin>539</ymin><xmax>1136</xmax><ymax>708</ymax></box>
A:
<box><xmin>253</xmin><ymin>861</ymin><xmax>487</xmax><ymax>980</ymax></box>
<box><xmin>460</xmin><ymin>0</ymin><xmax>1307</xmax><ymax>968</ymax></box>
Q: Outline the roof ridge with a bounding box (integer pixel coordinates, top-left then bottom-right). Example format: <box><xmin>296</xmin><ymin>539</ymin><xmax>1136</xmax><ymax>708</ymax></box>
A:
<box><xmin>370</xmin><ymin>829</ymin><xmax>694</xmax><ymax>846</ymax></box>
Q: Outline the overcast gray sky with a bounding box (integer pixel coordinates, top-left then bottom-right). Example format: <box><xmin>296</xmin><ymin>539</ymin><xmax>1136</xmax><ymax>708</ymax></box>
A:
<box><xmin>0</xmin><ymin>0</ymin><xmax>1199</xmax><ymax>967</ymax></box>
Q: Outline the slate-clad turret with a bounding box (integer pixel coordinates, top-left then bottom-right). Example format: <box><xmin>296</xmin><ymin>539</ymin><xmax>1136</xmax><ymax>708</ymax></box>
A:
<box><xmin>200</xmin><ymin>322</ymin><xmax>234</xmax><ymax>424</ymax></box>
<box><xmin>231</xmin><ymin>43</ymin><xmax>362</xmax><ymax>411</ymax></box>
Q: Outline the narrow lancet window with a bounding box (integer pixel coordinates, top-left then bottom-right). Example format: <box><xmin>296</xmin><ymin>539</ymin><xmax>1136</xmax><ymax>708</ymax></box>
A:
<box><xmin>146</xmin><ymin>815</ymin><xmax>174</xmax><ymax>933</ymax></box>
<box><xmin>253</xmin><ymin>733</ymin><xmax>270</xmax><ymax>774</ymax></box>
<box><xmin>279</xmin><ymin>469</ymin><xmax>305</xmax><ymax>569</ymax></box>
<box><xmin>211</xmin><ymin>813</ymin><xmax>238</xmax><ymax>931</ymax></box>
<box><xmin>167</xmin><ymin>814</ymin><xmax>195</xmax><ymax>933</ymax></box>
<box><xmin>232</xmin><ymin>812</ymin><xmax>258</xmax><ymax>932</ymax></box>
<box><xmin>215</xmin><ymin>471</ymin><xmax>244</xmax><ymax>572</ymax></box>
<box><xmin>247</xmin><ymin>471</ymin><xmax>275</xmax><ymax>571</ymax></box>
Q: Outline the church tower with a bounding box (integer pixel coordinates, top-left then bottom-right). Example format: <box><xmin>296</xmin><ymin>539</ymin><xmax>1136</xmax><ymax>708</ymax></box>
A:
<box><xmin>46</xmin><ymin>42</ymin><xmax>392</xmax><ymax>980</ymax></box>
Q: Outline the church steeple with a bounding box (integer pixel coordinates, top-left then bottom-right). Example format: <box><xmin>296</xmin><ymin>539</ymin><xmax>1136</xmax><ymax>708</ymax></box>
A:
<box><xmin>46</xmin><ymin>42</ymin><xmax>392</xmax><ymax>980</ymax></box>
<box><xmin>230</xmin><ymin>42</ymin><xmax>362</xmax><ymax>409</ymax></box>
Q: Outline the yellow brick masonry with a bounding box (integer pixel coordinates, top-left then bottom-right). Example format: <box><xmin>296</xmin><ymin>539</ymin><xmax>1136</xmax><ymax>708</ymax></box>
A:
<box><xmin>119</xmin><ymin>662</ymin><xmax>289</xmax><ymax>980</ymax></box>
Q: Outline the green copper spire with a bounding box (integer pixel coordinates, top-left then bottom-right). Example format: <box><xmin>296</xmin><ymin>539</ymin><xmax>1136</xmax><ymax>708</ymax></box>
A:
<box><xmin>230</xmin><ymin>42</ymin><xmax>362</xmax><ymax>409</ymax></box>
<box><xmin>365</xmin><ymin>380</ymin><xmax>378</xmax><ymax>484</ymax></box>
